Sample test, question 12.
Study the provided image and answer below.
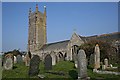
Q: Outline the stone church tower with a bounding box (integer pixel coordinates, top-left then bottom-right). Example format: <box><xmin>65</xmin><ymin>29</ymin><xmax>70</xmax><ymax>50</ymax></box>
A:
<box><xmin>28</xmin><ymin>4</ymin><xmax>47</xmax><ymax>52</ymax></box>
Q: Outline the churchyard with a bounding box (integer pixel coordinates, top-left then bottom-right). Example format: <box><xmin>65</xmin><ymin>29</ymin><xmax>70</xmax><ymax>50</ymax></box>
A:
<box><xmin>1</xmin><ymin>44</ymin><xmax>120</xmax><ymax>80</ymax></box>
<box><xmin>1</xmin><ymin>40</ymin><xmax>120</xmax><ymax>79</ymax></box>
<box><xmin>2</xmin><ymin>61</ymin><xmax>120</xmax><ymax>79</ymax></box>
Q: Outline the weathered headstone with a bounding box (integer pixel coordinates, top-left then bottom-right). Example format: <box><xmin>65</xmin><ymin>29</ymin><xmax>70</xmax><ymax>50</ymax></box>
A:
<box><xmin>104</xmin><ymin>58</ymin><xmax>108</xmax><ymax>68</ymax></box>
<box><xmin>4</xmin><ymin>57</ymin><xmax>13</xmax><ymax>70</ymax></box>
<box><xmin>16</xmin><ymin>55</ymin><xmax>23</xmax><ymax>63</ymax></box>
<box><xmin>25</xmin><ymin>54</ymin><xmax>31</xmax><ymax>66</ymax></box>
<box><xmin>22</xmin><ymin>55</ymin><xmax>25</xmax><ymax>62</ymax></box>
<box><xmin>94</xmin><ymin>44</ymin><xmax>100</xmax><ymax>70</ymax></box>
<box><xmin>89</xmin><ymin>54</ymin><xmax>94</xmax><ymax>66</ymax></box>
<box><xmin>14</xmin><ymin>56</ymin><xmax>17</xmax><ymax>64</ymax></box>
<box><xmin>44</xmin><ymin>54</ymin><xmax>52</xmax><ymax>70</ymax></box>
<box><xmin>77</xmin><ymin>49</ymin><xmax>88</xmax><ymax>80</ymax></box>
<box><xmin>51</xmin><ymin>52</ymin><xmax>56</xmax><ymax>66</ymax></box>
<box><xmin>28</xmin><ymin>55</ymin><xmax>40</xmax><ymax>76</ymax></box>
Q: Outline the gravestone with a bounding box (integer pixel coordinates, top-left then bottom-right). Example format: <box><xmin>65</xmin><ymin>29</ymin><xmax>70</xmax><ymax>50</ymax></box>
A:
<box><xmin>51</xmin><ymin>52</ymin><xmax>56</xmax><ymax>66</ymax></box>
<box><xmin>77</xmin><ymin>49</ymin><xmax>88</xmax><ymax>80</ymax></box>
<box><xmin>16</xmin><ymin>55</ymin><xmax>23</xmax><ymax>63</ymax></box>
<box><xmin>4</xmin><ymin>57</ymin><xmax>13</xmax><ymax>70</ymax></box>
<box><xmin>104</xmin><ymin>58</ymin><xmax>108</xmax><ymax>68</ymax></box>
<box><xmin>89</xmin><ymin>54</ymin><xmax>94</xmax><ymax>66</ymax></box>
<box><xmin>22</xmin><ymin>55</ymin><xmax>25</xmax><ymax>62</ymax></box>
<box><xmin>28</xmin><ymin>55</ymin><xmax>40</xmax><ymax>76</ymax></box>
<box><xmin>94</xmin><ymin>44</ymin><xmax>100</xmax><ymax>69</ymax></box>
<box><xmin>25</xmin><ymin>54</ymin><xmax>31</xmax><ymax>66</ymax></box>
<box><xmin>45</xmin><ymin>54</ymin><xmax>52</xmax><ymax>70</ymax></box>
<box><xmin>14</xmin><ymin>56</ymin><xmax>17</xmax><ymax>64</ymax></box>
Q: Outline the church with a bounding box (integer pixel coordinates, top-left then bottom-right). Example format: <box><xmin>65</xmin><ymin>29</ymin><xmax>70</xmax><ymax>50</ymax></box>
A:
<box><xmin>28</xmin><ymin>5</ymin><xmax>120</xmax><ymax>65</ymax></box>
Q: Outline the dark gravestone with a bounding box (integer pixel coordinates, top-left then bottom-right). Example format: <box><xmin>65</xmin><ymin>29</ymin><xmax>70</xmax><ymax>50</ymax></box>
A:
<box><xmin>16</xmin><ymin>55</ymin><xmax>23</xmax><ymax>63</ymax></box>
<box><xmin>28</xmin><ymin>55</ymin><xmax>40</xmax><ymax>76</ymax></box>
<box><xmin>89</xmin><ymin>54</ymin><xmax>94</xmax><ymax>66</ymax></box>
<box><xmin>45</xmin><ymin>54</ymin><xmax>52</xmax><ymax>70</ymax></box>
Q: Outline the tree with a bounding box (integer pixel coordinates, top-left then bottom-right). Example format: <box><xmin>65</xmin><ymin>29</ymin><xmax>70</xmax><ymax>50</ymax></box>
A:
<box><xmin>79</xmin><ymin>39</ymin><xmax>117</xmax><ymax>64</ymax></box>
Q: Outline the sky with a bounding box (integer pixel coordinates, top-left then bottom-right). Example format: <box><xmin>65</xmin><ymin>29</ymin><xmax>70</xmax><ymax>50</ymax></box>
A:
<box><xmin>2</xmin><ymin>2</ymin><xmax>118</xmax><ymax>52</ymax></box>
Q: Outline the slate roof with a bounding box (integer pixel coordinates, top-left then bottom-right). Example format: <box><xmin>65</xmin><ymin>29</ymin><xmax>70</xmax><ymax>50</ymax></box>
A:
<box><xmin>40</xmin><ymin>40</ymin><xmax>70</xmax><ymax>51</ymax></box>
<box><xmin>40</xmin><ymin>32</ymin><xmax>119</xmax><ymax>51</ymax></box>
<box><xmin>79</xmin><ymin>32</ymin><xmax>120</xmax><ymax>42</ymax></box>
<box><xmin>79</xmin><ymin>35</ymin><xmax>97</xmax><ymax>42</ymax></box>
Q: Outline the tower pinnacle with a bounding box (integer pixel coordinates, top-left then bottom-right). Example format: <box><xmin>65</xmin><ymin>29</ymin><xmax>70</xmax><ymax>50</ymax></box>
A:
<box><xmin>36</xmin><ymin>4</ymin><xmax>38</xmax><ymax>12</ymax></box>
<box><xmin>44</xmin><ymin>6</ymin><xmax>46</xmax><ymax>9</ymax></box>
<box><xmin>44</xmin><ymin>5</ymin><xmax>46</xmax><ymax>14</ymax></box>
<box><xmin>29</xmin><ymin>8</ymin><xmax>31</xmax><ymax>15</ymax></box>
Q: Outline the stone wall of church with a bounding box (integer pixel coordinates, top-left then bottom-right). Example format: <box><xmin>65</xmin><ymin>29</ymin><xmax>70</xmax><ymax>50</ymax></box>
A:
<box><xmin>66</xmin><ymin>33</ymin><xmax>85</xmax><ymax>61</ymax></box>
<box><xmin>28</xmin><ymin>6</ymin><xmax>47</xmax><ymax>53</ymax></box>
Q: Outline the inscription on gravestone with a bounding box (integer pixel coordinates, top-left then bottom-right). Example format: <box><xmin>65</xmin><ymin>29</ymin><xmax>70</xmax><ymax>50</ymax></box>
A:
<box><xmin>77</xmin><ymin>49</ymin><xmax>88</xmax><ymax>80</ymax></box>
<box><xmin>28</xmin><ymin>55</ymin><xmax>40</xmax><ymax>76</ymax></box>
<box><xmin>45</xmin><ymin>54</ymin><xmax>52</xmax><ymax>70</ymax></box>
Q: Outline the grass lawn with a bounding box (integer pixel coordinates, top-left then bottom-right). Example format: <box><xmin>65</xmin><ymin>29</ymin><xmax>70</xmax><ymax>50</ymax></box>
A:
<box><xmin>2</xmin><ymin>61</ymin><xmax>120</xmax><ymax>80</ymax></box>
